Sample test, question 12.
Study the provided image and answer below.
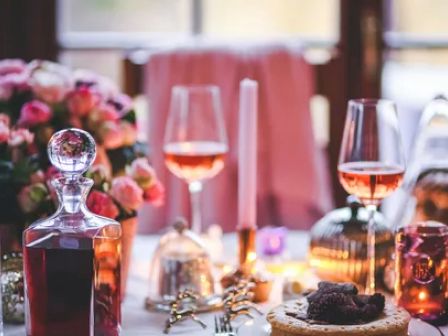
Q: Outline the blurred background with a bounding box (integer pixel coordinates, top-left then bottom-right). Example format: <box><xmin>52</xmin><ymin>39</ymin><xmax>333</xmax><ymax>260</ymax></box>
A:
<box><xmin>2</xmin><ymin>0</ymin><xmax>448</xmax><ymax>226</ymax></box>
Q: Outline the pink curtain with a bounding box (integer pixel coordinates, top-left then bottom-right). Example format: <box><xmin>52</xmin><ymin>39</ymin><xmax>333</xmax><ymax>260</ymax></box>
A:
<box><xmin>138</xmin><ymin>44</ymin><xmax>333</xmax><ymax>233</ymax></box>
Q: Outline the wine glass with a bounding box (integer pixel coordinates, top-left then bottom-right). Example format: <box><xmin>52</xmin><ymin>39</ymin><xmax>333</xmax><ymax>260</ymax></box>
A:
<box><xmin>163</xmin><ymin>85</ymin><xmax>228</xmax><ymax>234</ymax></box>
<box><xmin>338</xmin><ymin>99</ymin><xmax>405</xmax><ymax>294</ymax></box>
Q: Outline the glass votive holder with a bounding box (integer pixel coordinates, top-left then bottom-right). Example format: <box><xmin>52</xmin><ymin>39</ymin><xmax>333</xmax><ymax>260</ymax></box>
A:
<box><xmin>259</xmin><ymin>226</ymin><xmax>287</xmax><ymax>257</ymax></box>
<box><xmin>395</xmin><ymin>221</ymin><xmax>448</xmax><ymax>324</ymax></box>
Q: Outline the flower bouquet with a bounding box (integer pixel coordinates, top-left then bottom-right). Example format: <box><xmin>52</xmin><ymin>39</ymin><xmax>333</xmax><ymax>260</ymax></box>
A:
<box><xmin>86</xmin><ymin>159</ymin><xmax>164</xmax><ymax>295</ymax></box>
<box><xmin>0</xmin><ymin>59</ymin><xmax>164</xmax><ymax>251</ymax></box>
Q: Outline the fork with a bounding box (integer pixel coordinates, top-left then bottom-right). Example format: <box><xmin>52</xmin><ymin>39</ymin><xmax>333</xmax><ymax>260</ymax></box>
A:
<box><xmin>214</xmin><ymin>315</ymin><xmax>236</xmax><ymax>336</ymax></box>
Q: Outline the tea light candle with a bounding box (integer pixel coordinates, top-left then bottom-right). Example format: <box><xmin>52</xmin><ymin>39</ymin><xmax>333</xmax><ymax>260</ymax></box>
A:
<box><xmin>259</xmin><ymin>226</ymin><xmax>287</xmax><ymax>256</ymax></box>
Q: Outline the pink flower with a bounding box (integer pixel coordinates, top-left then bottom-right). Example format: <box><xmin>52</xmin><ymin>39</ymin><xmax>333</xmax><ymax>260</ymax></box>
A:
<box><xmin>30</xmin><ymin>170</ymin><xmax>45</xmax><ymax>184</ymax></box>
<box><xmin>73</xmin><ymin>69</ymin><xmax>118</xmax><ymax>99</ymax></box>
<box><xmin>87</xmin><ymin>103</ymin><xmax>120</xmax><ymax>129</ymax></box>
<box><xmin>29</xmin><ymin>60</ymin><xmax>72</xmax><ymax>103</ymax></box>
<box><xmin>109</xmin><ymin>93</ymin><xmax>133</xmax><ymax>115</ymax></box>
<box><xmin>67</xmin><ymin>86</ymin><xmax>100</xmax><ymax>117</ymax></box>
<box><xmin>0</xmin><ymin>82</ymin><xmax>12</xmax><ymax>101</ymax></box>
<box><xmin>98</xmin><ymin>121</ymin><xmax>123</xmax><ymax>149</ymax></box>
<box><xmin>143</xmin><ymin>180</ymin><xmax>165</xmax><ymax>207</ymax></box>
<box><xmin>0</xmin><ymin>113</ymin><xmax>10</xmax><ymax>126</ymax></box>
<box><xmin>110</xmin><ymin>176</ymin><xmax>143</xmax><ymax>211</ymax></box>
<box><xmin>0</xmin><ymin>122</ymin><xmax>9</xmax><ymax>143</ymax></box>
<box><xmin>8</xmin><ymin>128</ymin><xmax>34</xmax><ymax>147</ymax></box>
<box><xmin>0</xmin><ymin>59</ymin><xmax>26</xmax><ymax>76</ymax></box>
<box><xmin>45</xmin><ymin>165</ymin><xmax>62</xmax><ymax>181</ymax></box>
<box><xmin>120</xmin><ymin>121</ymin><xmax>137</xmax><ymax>146</ymax></box>
<box><xmin>68</xmin><ymin>115</ymin><xmax>83</xmax><ymax>129</ymax></box>
<box><xmin>17</xmin><ymin>183</ymin><xmax>48</xmax><ymax>213</ymax></box>
<box><xmin>127</xmin><ymin>158</ymin><xmax>156</xmax><ymax>189</ymax></box>
<box><xmin>0</xmin><ymin>59</ymin><xmax>30</xmax><ymax>100</ymax></box>
<box><xmin>87</xmin><ymin>190</ymin><xmax>119</xmax><ymax>219</ymax></box>
<box><xmin>19</xmin><ymin>100</ymin><xmax>52</xmax><ymax>127</ymax></box>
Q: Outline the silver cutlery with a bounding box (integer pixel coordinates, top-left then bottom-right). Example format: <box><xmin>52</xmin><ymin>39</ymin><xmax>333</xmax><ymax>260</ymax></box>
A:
<box><xmin>214</xmin><ymin>315</ymin><xmax>236</xmax><ymax>336</ymax></box>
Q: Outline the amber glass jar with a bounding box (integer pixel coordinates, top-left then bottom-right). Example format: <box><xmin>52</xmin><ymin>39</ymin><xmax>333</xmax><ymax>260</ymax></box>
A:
<box><xmin>308</xmin><ymin>196</ymin><xmax>394</xmax><ymax>288</ymax></box>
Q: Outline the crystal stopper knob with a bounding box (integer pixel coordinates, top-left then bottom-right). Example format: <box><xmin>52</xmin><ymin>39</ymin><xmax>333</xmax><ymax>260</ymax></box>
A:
<box><xmin>48</xmin><ymin>128</ymin><xmax>96</xmax><ymax>176</ymax></box>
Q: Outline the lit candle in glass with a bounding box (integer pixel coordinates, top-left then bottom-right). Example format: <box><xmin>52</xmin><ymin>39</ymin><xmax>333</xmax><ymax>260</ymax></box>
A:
<box><xmin>395</xmin><ymin>222</ymin><xmax>448</xmax><ymax>324</ymax></box>
<box><xmin>259</xmin><ymin>226</ymin><xmax>287</xmax><ymax>256</ymax></box>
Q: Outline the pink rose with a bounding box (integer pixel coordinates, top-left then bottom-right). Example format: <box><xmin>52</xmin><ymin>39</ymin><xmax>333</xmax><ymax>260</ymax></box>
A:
<box><xmin>109</xmin><ymin>93</ymin><xmax>133</xmax><ymax>115</ymax></box>
<box><xmin>0</xmin><ymin>122</ymin><xmax>9</xmax><ymax>143</ymax></box>
<box><xmin>110</xmin><ymin>176</ymin><xmax>143</xmax><ymax>211</ymax></box>
<box><xmin>98</xmin><ymin>121</ymin><xmax>123</xmax><ymax>149</ymax></box>
<box><xmin>127</xmin><ymin>158</ymin><xmax>156</xmax><ymax>189</ymax></box>
<box><xmin>68</xmin><ymin>115</ymin><xmax>83</xmax><ymax>129</ymax></box>
<box><xmin>29</xmin><ymin>60</ymin><xmax>72</xmax><ymax>103</ymax></box>
<box><xmin>30</xmin><ymin>170</ymin><xmax>45</xmax><ymax>184</ymax></box>
<box><xmin>67</xmin><ymin>86</ymin><xmax>100</xmax><ymax>117</ymax></box>
<box><xmin>120</xmin><ymin>121</ymin><xmax>137</xmax><ymax>146</ymax></box>
<box><xmin>0</xmin><ymin>82</ymin><xmax>12</xmax><ymax>101</ymax></box>
<box><xmin>45</xmin><ymin>165</ymin><xmax>62</xmax><ymax>181</ymax></box>
<box><xmin>0</xmin><ymin>113</ymin><xmax>10</xmax><ymax>126</ymax></box>
<box><xmin>87</xmin><ymin>190</ymin><xmax>119</xmax><ymax>219</ymax></box>
<box><xmin>73</xmin><ymin>69</ymin><xmax>118</xmax><ymax>99</ymax></box>
<box><xmin>0</xmin><ymin>59</ymin><xmax>30</xmax><ymax>100</ymax></box>
<box><xmin>87</xmin><ymin>103</ymin><xmax>120</xmax><ymax>129</ymax></box>
<box><xmin>8</xmin><ymin>128</ymin><xmax>34</xmax><ymax>147</ymax></box>
<box><xmin>0</xmin><ymin>59</ymin><xmax>26</xmax><ymax>76</ymax></box>
<box><xmin>143</xmin><ymin>180</ymin><xmax>165</xmax><ymax>207</ymax></box>
<box><xmin>17</xmin><ymin>183</ymin><xmax>48</xmax><ymax>213</ymax></box>
<box><xmin>19</xmin><ymin>100</ymin><xmax>52</xmax><ymax>127</ymax></box>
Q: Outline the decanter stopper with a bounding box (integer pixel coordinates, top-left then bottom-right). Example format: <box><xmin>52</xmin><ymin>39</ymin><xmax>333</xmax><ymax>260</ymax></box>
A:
<box><xmin>48</xmin><ymin>128</ymin><xmax>96</xmax><ymax>178</ymax></box>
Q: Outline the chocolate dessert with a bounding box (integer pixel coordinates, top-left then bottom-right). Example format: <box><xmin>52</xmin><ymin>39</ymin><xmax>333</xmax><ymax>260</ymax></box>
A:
<box><xmin>304</xmin><ymin>282</ymin><xmax>385</xmax><ymax>324</ymax></box>
<box><xmin>267</xmin><ymin>281</ymin><xmax>410</xmax><ymax>336</ymax></box>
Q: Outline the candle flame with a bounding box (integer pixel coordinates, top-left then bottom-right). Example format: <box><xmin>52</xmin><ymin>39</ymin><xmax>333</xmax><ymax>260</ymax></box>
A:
<box><xmin>418</xmin><ymin>291</ymin><xmax>427</xmax><ymax>301</ymax></box>
<box><xmin>247</xmin><ymin>251</ymin><xmax>257</xmax><ymax>263</ymax></box>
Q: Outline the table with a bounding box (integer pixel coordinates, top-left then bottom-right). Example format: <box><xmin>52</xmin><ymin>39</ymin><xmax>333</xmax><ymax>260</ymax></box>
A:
<box><xmin>5</xmin><ymin>231</ymin><xmax>448</xmax><ymax>335</ymax></box>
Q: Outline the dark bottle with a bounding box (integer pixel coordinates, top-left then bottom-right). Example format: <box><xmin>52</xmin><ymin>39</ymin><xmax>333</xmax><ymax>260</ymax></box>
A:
<box><xmin>23</xmin><ymin>129</ymin><xmax>121</xmax><ymax>336</ymax></box>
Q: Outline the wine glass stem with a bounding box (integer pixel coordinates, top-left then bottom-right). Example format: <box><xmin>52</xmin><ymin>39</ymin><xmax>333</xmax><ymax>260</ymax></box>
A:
<box><xmin>365</xmin><ymin>204</ymin><xmax>377</xmax><ymax>295</ymax></box>
<box><xmin>188</xmin><ymin>180</ymin><xmax>203</xmax><ymax>234</ymax></box>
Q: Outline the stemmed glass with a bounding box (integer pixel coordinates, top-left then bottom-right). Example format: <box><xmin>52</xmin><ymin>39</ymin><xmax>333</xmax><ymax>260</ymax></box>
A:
<box><xmin>338</xmin><ymin>99</ymin><xmax>405</xmax><ymax>294</ymax></box>
<box><xmin>163</xmin><ymin>85</ymin><xmax>228</xmax><ymax>234</ymax></box>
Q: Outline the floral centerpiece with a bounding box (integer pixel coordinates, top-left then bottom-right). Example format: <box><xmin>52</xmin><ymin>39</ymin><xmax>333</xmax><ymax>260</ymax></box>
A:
<box><xmin>0</xmin><ymin>59</ymin><xmax>163</xmax><ymax>260</ymax></box>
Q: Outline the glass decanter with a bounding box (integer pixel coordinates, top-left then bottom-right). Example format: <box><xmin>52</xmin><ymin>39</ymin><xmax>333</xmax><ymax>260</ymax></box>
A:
<box><xmin>23</xmin><ymin>129</ymin><xmax>121</xmax><ymax>336</ymax></box>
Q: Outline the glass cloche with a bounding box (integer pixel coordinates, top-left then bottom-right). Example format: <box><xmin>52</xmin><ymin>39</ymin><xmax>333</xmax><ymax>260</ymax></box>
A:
<box><xmin>146</xmin><ymin>218</ymin><xmax>219</xmax><ymax>311</ymax></box>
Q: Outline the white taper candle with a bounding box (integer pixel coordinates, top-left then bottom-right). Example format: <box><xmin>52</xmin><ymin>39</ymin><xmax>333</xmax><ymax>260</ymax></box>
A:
<box><xmin>238</xmin><ymin>78</ymin><xmax>258</xmax><ymax>230</ymax></box>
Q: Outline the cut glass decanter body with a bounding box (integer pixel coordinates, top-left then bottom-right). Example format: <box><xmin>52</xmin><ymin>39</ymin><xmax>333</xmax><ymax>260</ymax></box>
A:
<box><xmin>23</xmin><ymin>129</ymin><xmax>121</xmax><ymax>336</ymax></box>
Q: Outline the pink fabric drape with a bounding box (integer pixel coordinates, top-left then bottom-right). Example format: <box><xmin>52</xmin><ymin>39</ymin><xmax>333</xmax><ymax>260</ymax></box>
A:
<box><xmin>139</xmin><ymin>44</ymin><xmax>333</xmax><ymax>233</ymax></box>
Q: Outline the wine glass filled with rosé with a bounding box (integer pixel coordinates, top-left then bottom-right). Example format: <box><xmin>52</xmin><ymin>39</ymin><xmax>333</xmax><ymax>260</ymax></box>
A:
<box><xmin>338</xmin><ymin>99</ymin><xmax>405</xmax><ymax>294</ymax></box>
<box><xmin>164</xmin><ymin>85</ymin><xmax>228</xmax><ymax>234</ymax></box>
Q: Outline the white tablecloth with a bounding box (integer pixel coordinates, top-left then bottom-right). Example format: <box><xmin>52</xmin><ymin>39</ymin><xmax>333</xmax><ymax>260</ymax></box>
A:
<box><xmin>5</xmin><ymin>232</ymin><xmax>448</xmax><ymax>335</ymax></box>
<box><xmin>5</xmin><ymin>232</ymin><xmax>309</xmax><ymax>335</ymax></box>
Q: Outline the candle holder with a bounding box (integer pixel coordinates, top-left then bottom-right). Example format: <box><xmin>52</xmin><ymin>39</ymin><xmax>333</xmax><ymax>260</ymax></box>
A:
<box><xmin>259</xmin><ymin>226</ymin><xmax>287</xmax><ymax>257</ymax></box>
<box><xmin>238</xmin><ymin>227</ymin><xmax>257</xmax><ymax>275</ymax></box>
<box><xmin>395</xmin><ymin>221</ymin><xmax>448</xmax><ymax>325</ymax></box>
